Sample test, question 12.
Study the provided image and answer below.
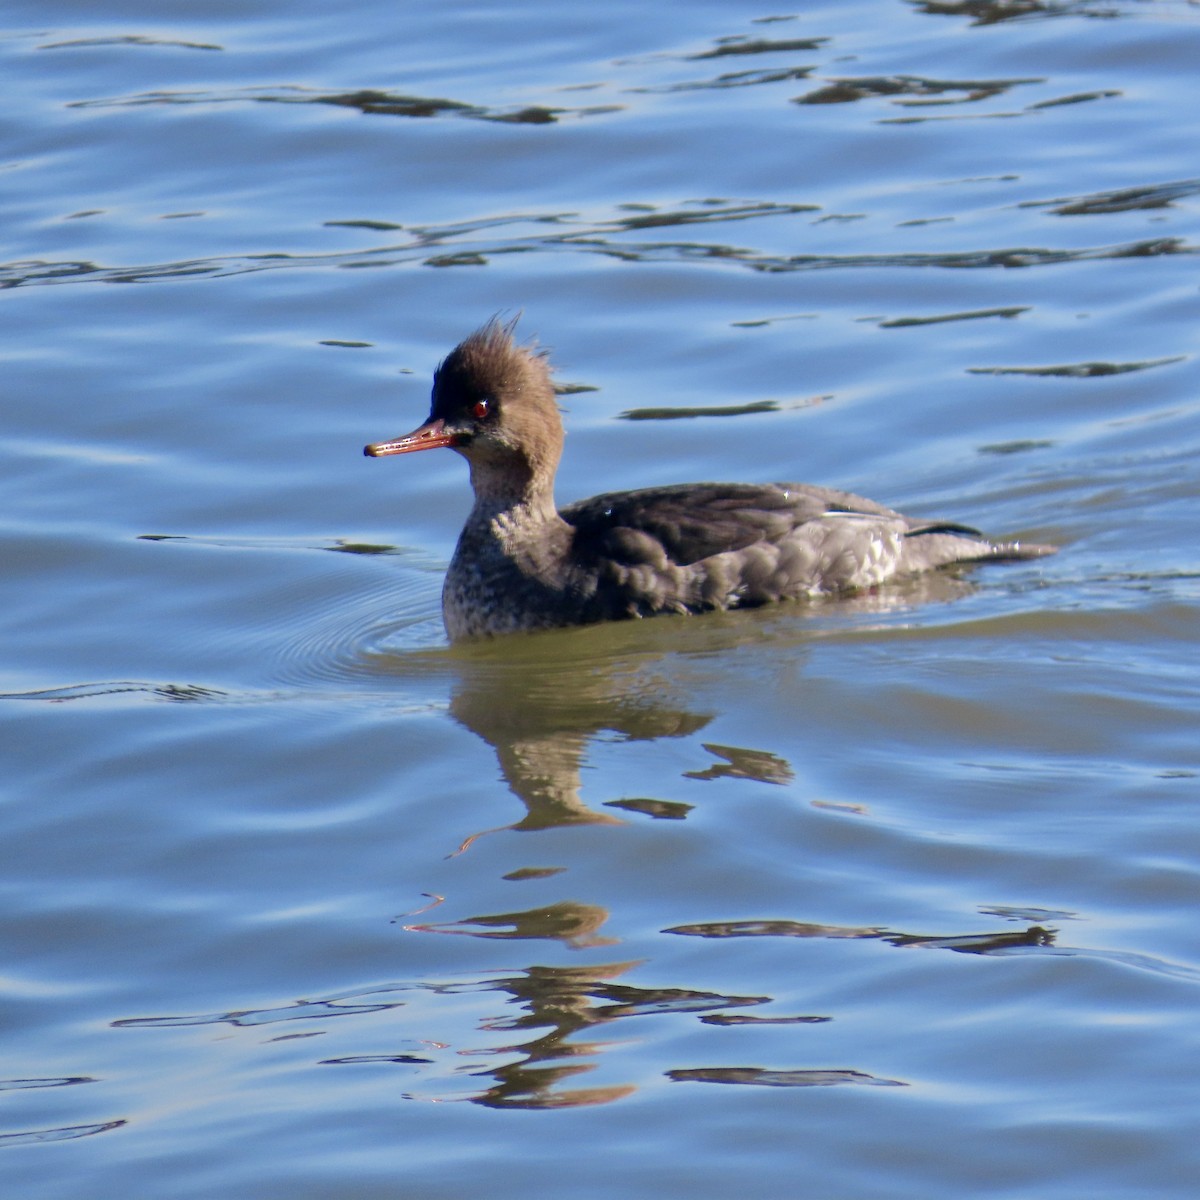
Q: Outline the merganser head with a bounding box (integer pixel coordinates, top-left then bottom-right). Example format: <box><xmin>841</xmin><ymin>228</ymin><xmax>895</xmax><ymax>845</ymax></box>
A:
<box><xmin>364</xmin><ymin>319</ymin><xmax>564</xmax><ymax>491</ymax></box>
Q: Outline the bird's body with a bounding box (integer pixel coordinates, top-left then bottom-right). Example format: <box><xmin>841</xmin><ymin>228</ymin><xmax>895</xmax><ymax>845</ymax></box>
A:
<box><xmin>365</xmin><ymin>321</ymin><xmax>1054</xmax><ymax>641</ymax></box>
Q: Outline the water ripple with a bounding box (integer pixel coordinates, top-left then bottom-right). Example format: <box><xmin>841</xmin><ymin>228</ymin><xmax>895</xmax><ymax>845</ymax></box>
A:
<box><xmin>0</xmin><ymin>681</ymin><xmax>227</xmax><ymax>705</ymax></box>
<box><xmin>667</xmin><ymin>918</ymin><xmax>1200</xmax><ymax>984</ymax></box>
<box><xmin>668</xmin><ymin>1066</ymin><xmax>906</xmax><ymax>1088</ymax></box>
<box><xmin>911</xmin><ymin>0</ymin><xmax>1180</xmax><ymax>24</ymax></box>
<box><xmin>1021</xmin><ymin>178</ymin><xmax>1200</xmax><ymax>215</ymax></box>
<box><xmin>0</xmin><ymin>1077</ymin><xmax>94</xmax><ymax>1092</ymax></box>
<box><xmin>69</xmin><ymin>85</ymin><xmax>622</xmax><ymax>127</ymax></box>
<box><xmin>0</xmin><ymin>226</ymin><xmax>1188</xmax><ymax>291</ymax></box>
<box><xmin>0</xmin><ymin>1120</ymin><xmax>125</xmax><ymax>1147</ymax></box>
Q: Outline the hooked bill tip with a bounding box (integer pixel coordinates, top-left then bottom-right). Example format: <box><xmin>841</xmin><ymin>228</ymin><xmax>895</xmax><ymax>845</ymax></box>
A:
<box><xmin>363</xmin><ymin>439</ymin><xmax>410</xmax><ymax>456</ymax></box>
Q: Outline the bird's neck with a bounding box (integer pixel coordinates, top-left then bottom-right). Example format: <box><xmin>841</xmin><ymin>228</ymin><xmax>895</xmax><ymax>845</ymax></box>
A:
<box><xmin>465</xmin><ymin>458</ymin><xmax>560</xmax><ymax>531</ymax></box>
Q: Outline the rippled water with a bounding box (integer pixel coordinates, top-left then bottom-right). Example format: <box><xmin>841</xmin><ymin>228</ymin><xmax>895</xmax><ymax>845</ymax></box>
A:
<box><xmin>3</xmin><ymin>0</ymin><xmax>1199</xmax><ymax>1195</ymax></box>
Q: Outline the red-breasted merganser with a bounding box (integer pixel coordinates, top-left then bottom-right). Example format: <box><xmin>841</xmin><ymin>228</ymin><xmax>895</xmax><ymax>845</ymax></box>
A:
<box><xmin>364</xmin><ymin>320</ymin><xmax>1055</xmax><ymax>641</ymax></box>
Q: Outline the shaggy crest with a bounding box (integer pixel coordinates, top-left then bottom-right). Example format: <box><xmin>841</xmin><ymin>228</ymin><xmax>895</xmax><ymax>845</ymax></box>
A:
<box><xmin>431</xmin><ymin>316</ymin><xmax>551</xmax><ymax>416</ymax></box>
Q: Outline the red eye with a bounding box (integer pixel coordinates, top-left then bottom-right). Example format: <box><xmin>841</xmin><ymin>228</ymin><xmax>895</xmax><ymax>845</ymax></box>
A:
<box><xmin>472</xmin><ymin>399</ymin><xmax>490</xmax><ymax>420</ymax></box>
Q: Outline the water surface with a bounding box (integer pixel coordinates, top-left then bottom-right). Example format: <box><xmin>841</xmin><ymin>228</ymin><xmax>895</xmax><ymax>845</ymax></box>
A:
<box><xmin>2</xmin><ymin>1</ymin><xmax>1199</xmax><ymax>1196</ymax></box>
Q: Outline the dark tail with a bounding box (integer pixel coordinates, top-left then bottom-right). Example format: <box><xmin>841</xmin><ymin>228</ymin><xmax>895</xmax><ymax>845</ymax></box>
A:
<box><xmin>971</xmin><ymin>540</ymin><xmax>1058</xmax><ymax>563</ymax></box>
<box><xmin>905</xmin><ymin>523</ymin><xmax>1058</xmax><ymax>567</ymax></box>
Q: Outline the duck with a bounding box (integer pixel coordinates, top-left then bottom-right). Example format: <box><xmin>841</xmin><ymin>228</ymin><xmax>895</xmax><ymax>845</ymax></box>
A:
<box><xmin>364</xmin><ymin>319</ymin><xmax>1055</xmax><ymax>641</ymax></box>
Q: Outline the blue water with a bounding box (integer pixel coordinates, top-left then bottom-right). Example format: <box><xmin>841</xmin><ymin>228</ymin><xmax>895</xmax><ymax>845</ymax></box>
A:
<box><xmin>3</xmin><ymin>0</ymin><xmax>1200</xmax><ymax>1195</ymax></box>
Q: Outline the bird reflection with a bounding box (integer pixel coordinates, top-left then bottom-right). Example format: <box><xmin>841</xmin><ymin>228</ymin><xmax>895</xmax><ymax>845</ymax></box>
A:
<box><xmin>428</xmin><ymin>577</ymin><xmax>974</xmax><ymax>843</ymax></box>
<box><xmin>439</xmin><ymin>620</ymin><xmax>718</xmax><ymax>838</ymax></box>
<box><xmin>407</xmin><ymin>899</ymin><xmax>619</xmax><ymax>950</ymax></box>
<box><xmin>109</xmin><ymin>914</ymin><xmax>1090</xmax><ymax>1110</ymax></box>
<box><xmin>665</xmin><ymin>917</ymin><xmax>1057</xmax><ymax>955</ymax></box>
<box><xmin>453</xmin><ymin>962</ymin><xmax>769</xmax><ymax>1110</ymax></box>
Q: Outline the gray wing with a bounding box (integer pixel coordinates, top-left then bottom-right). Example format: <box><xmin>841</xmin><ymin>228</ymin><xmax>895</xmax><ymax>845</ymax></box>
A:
<box><xmin>560</xmin><ymin>480</ymin><xmax>1052</xmax><ymax>619</ymax></box>
<box><xmin>562</xmin><ymin>481</ymin><xmax>896</xmax><ymax>568</ymax></box>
